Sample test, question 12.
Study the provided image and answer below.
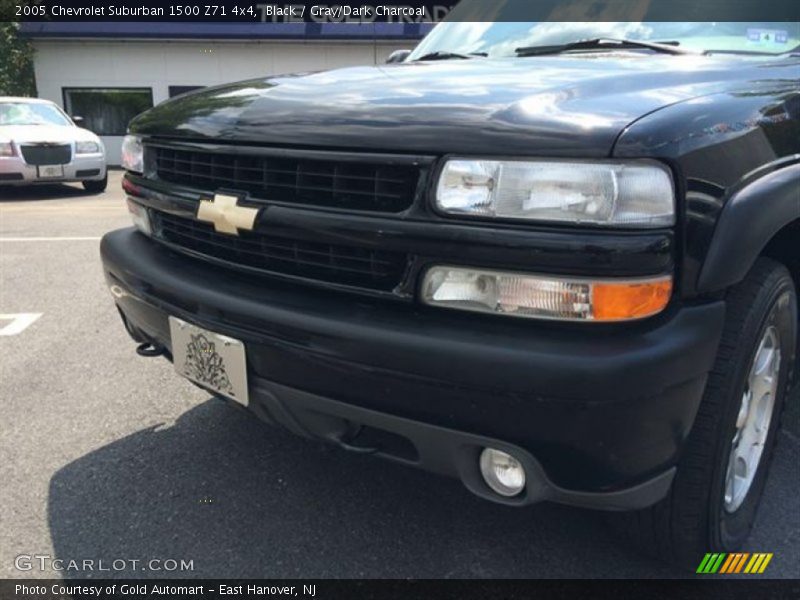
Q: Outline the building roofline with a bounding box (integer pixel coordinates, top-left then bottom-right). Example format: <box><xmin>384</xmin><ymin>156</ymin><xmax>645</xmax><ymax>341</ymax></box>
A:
<box><xmin>0</xmin><ymin>96</ymin><xmax>54</xmax><ymax>103</ymax></box>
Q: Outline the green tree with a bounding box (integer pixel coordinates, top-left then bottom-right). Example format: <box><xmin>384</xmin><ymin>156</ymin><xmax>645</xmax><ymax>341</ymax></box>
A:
<box><xmin>0</xmin><ymin>21</ymin><xmax>37</xmax><ymax>97</ymax></box>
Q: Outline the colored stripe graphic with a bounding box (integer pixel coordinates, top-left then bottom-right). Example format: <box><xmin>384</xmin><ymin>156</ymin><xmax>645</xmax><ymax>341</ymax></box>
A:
<box><xmin>697</xmin><ymin>552</ymin><xmax>772</xmax><ymax>574</ymax></box>
<box><xmin>734</xmin><ymin>553</ymin><xmax>750</xmax><ymax>573</ymax></box>
<box><xmin>758</xmin><ymin>554</ymin><xmax>773</xmax><ymax>573</ymax></box>
<box><xmin>744</xmin><ymin>553</ymin><xmax>774</xmax><ymax>574</ymax></box>
<box><xmin>747</xmin><ymin>554</ymin><xmax>764</xmax><ymax>573</ymax></box>
<box><xmin>711</xmin><ymin>553</ymin><xmax>726</xmax><ymax>573</ymax></box>
<box><xmin>696</xmin><ymin>554</ymin><xmax>713</xmax><ymax>573</ymax></box>
<box><xmin>720</xmin><ymin>553</ymin><xmax>744</xmax><ymax>574</ymax></box>
<box><xmin>721</xmin><ymin>553</ymin><xmax>746</xmax><ymax>574</ymax></box>
<box><xmin>697</xmin><ymin>553</ymin><xmax>727</xmax><ymax>573</ymax></box>
<box><xmin>746</xmin><ymin>554</ymin><xmax>759</xmax><ymax>573</ymax></box>
<box><xmin>719</xmin><ymin>554</ymin><xmax>736</xmax><ymax>574</ymax></box>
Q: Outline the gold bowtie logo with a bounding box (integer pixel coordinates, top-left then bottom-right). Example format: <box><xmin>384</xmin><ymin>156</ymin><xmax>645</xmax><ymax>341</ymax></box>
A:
<box><xmin>197</xmin><ymin>193</ymin><xmax>259</xmax><ymax>236</ymax></box>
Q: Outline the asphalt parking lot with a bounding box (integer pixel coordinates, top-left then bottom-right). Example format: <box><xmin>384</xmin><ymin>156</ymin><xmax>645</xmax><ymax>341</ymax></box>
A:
<box><xmin>1</xmin><ymin>170</ymin><xmax>799</xmax><ymax>580</ymax></box>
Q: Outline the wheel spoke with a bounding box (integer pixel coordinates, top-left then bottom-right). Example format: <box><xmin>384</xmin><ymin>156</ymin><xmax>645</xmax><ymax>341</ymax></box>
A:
<box><xmin>736</xmin><ymin>391</ymin><xmax>750</xmax><ymax>429</ymax></box>
<box><xmin>753</xmin><ymin>346</ymin><xmax>775</xmax><ymax>378</ymax></box>
<box><xmin>749</xmin><ymin>378</ymin><xmax>767</xmax><ymax>406</ymax></box>
<box><xmin>753</xmin><ymin>392</ymin><xmax>772</xmax><ymax>435</ymax></box>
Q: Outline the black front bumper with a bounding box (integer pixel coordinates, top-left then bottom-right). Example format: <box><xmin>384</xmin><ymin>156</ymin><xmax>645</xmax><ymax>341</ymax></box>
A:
<box><xmin>101</xmin><ymin>228</ymin><xmax>726</xmax><ymax>510</ymax></box>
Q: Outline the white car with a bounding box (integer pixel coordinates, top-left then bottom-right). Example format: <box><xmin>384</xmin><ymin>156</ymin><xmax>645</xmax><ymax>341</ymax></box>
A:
<box><xmin>0</xmin><ymin>97</ymin><xmax>107</xmax><ymax>192</ymax></box>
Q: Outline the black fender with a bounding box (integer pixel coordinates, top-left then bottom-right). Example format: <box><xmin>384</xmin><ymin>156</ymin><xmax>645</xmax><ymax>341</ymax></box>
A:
<box><xmin>698</xmin><ymin>162</ymin><xmax>800</xmax><ymax>294</ymax></box>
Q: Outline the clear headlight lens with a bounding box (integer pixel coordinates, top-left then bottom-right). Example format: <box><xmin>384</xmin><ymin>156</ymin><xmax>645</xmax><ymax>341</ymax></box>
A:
<box><xmin>436</xmin><ymin>159</ymin><xmax>675</xmax><ymax>228</ymax></box>
<box><xmin>0</xmin><ymin>142</ymin><xmax>15</xmax><ymax>157</ymax></box>
<box><xmin>421</xmin><ymin>266</ymin><xmax>672</xmax><ymax>322</ymax></box>
<box><xmin>121</xmin><ymin>135</ymin><xmax>144</xmax><ymax>174</ymax></box>
<box><xmin>75</xmin><ymin>141</ymin><xmax>101</xmax><ymax>154</ymax></box>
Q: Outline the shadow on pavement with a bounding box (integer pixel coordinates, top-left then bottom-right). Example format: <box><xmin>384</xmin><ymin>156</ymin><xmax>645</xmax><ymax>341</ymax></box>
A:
<box><xmin>47</xmin><ymin>397</ymin><xmax>687</xmax><ymax>579</ymax></box>
<box><xmin>0</xmin><ymin>183</ymin><xmax>93</xmax><ymax>202</ymax></box>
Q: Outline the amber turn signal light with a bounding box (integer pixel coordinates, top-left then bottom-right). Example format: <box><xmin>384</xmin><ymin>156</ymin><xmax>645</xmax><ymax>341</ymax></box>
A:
<box><xmin>592</xmin><ymin>277</ymin><xmax>673</xmax><ymax>322</ymax></box>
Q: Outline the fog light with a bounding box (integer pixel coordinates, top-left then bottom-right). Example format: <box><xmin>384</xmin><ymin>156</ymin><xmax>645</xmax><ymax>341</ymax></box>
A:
<box><xmin>127</xmin><ymin>198</ymin><xmax>152</xmax><ymax>236</ymax></box>
<box><xmin>479</xmin><ymin>448</ymin><xmax>526</xmax><ymax>497</ymax></box>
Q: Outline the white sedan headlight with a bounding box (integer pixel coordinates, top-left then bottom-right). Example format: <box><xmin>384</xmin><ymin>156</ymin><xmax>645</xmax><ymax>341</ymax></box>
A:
<box><xmin>121</xmin><ymin>135</ymin><xmax>144</xmax><ymax>174</ymax></box>
<box><xmin>75</xmin><ymin>141</ymin><xmax>101</xmax><ymax>154</ymax></box>
<box><xmin>435</xmin><ymin>159</ymin><xmax>675</xmax><ymax>228</ymax></box>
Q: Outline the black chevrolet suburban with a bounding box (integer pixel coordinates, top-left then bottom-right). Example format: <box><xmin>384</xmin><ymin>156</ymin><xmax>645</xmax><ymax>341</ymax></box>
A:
<box><xmin>101</xmin><ymin>19</ymin><xmax>800</xmax><ymax>564</ymax></box>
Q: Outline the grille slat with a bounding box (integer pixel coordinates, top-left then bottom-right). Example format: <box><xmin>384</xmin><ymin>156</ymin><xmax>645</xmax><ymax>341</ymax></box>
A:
<box><xmin>163</xmin><ymin>227</ymin><xmax>400</xmax><ymax>275</ymax></box>
<box><xmin>153</xmin><ymin>147</ymin><xmax>419</xmax><ymax>212</ymax></box>
<box><xmin>20</xmin><ymin>144</ymin><xmax>71</xmax><ymax>166</ymax></box>
<box><xmin>153</xmin><ymin>212</ymin><xmax>408</xmax><ymax>292</ymax></box>
<box><xmin>160</xmin><ymin>216</ymin><xmax>398</xmax><ymax>267</ymax></box>
<box><xmin>158</xmin><ymin>168</ymin><xmax>407</xmax><ymax>200</ymax></box>
<box><xmin>165</xmin><ymin>229</ymin><xmax>397</xmax><ymax>277</ymax></box>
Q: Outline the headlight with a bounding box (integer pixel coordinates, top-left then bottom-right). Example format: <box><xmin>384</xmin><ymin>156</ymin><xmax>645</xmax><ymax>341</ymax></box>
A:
<box><xmin>435</xmin><ymin>159</ymin><xmax>675</xmax><ymax>228</ymax></box>
<box><xmin>121</xmin><ymin>135</ymin><xmax>144</xmax><ymax>174</ymax></box>
<box><xmin>0</xmin><ymin>142</ymin><xmax>15</xmax><ymax>157</ymax></box>
<box><xmin>75</xmin><ymin>141</ymin><xmax>101</xmax><ymax>154</ymax></box>
<box><xmin>421</xmin><ymin>266</ymin><xmax>672</xmax><ymax>322</ymax></box>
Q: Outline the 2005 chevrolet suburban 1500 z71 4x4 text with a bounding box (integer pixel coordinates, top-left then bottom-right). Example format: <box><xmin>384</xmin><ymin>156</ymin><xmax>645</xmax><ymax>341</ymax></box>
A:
<box><xmin>101</xmin><ymin>20</ymin><xmax>800</xmax><ymax>564</ymax></box>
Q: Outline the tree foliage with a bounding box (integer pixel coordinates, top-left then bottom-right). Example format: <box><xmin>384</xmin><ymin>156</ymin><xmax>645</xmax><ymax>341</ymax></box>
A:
<box><xmin>0</xmin><ymin>22</ymin><xmax>37</xmax><ymax>97</ymax></box>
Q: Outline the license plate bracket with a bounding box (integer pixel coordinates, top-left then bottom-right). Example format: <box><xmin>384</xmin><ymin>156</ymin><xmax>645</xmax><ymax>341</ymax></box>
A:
<box><xmin>168</xmin><ymin>317</ymin><xmax>249</xmax><ymax>405</ymax></box>
<box><xmin>37</xmin><ymin>165</ymin><xmax>65</xmax><ymax>178</ymax></box>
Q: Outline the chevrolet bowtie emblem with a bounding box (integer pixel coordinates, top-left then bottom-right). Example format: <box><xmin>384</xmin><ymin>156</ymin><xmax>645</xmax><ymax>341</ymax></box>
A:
<box><xmin>197</xmin><ymin>193</ymin><xmax>259</xmax><ymax>236</ymax></box>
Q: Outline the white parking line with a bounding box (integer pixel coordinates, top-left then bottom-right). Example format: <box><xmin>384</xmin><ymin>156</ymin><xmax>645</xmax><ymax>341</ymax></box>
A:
<box><xmin>0</xmin><ymin>237</ymin><xmax>102</xmax><ymax>242</ymax></box>
<box><xmin>0</xmin><ymin>313</ymin><xmax>42</xmax><ymax>336</ymax></box>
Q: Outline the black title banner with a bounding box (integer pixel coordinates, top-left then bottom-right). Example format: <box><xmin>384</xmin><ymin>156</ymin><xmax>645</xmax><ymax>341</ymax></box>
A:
<box><xmin>2</xmin><ymin>579</ymin><xmax>800</xmax><ymax>600</ymax></box>
<box><xmin>5</xmin><ymin>0</ymin><xmax>454</xmax><ymax>22</ymax></box>
<box><xmin>3</xmin><ymin>0</ymin><xmax>799</xmax><ymax>23</ymax></box>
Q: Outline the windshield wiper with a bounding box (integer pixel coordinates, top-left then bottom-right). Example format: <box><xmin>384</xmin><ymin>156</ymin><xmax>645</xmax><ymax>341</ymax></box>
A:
<box><xmin>413</xmin><ymin>51</ymin><xmax>487</xmax><ymax>62</ymax></box>
<box><xmin>516</xmin><ymin>38</ymin><xmax>697</xmax><ymax>57</ymax></box>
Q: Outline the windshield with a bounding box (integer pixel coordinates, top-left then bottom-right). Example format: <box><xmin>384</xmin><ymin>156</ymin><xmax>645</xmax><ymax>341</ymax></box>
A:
<box><xmin>408</xmin><ymin>22</ymin><xmax>800</xmax><ymax>60</ymax></box>
<box><xmin>0</xmin><ymin>102</ymin><xmax>72</xmax><ymax>127</ymax></box>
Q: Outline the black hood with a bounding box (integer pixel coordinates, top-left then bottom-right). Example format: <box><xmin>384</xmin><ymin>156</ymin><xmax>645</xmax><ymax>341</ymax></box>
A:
<box><xmin>131</xmin><ymin>54</ymin><xmax>794</xmax><ymax>156</ymax></box>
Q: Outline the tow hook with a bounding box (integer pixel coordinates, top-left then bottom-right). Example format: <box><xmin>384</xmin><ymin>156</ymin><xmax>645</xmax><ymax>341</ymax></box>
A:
<box><xmin>136</xmin><ymin>342</ymin><xmax>166</xmax><ymax>357</ymax></box>
<box><xmin>330</xmin><ymin>425</ymin><xmax>379</xmax><ymax>455</ymax></box>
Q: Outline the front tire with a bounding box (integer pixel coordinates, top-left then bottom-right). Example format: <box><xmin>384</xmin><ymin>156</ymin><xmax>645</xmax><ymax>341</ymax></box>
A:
<box><xmin>82</xmin><ymin>174</ymin><xmax>107</xmax><ymax>193</ymax></box>
<box><xmin>616</xmin><ymin>258</ymin><xmax>797</xmax><ymax>566</ymax></box>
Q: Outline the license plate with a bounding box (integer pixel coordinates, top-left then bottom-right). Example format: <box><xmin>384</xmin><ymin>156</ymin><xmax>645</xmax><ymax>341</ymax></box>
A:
<box><xmin>37</xmin><ymin>165</ymin><xmax>64</xmax><ymax>178</ymax></box>
<box><xmin>168</xmin><ymin>317</ymin><xmax>248</xmax><ymax>405</ymax></box>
